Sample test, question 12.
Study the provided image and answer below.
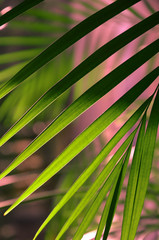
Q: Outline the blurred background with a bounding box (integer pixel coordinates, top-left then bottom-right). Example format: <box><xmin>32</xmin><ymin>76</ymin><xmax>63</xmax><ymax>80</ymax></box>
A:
<box><xmin>0</xmin><ymin>0</ymin><xmax>159</xmax><ymax>239</ymax></box>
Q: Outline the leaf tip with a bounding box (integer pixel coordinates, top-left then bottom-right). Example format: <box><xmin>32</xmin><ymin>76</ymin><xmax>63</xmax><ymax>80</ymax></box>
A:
<box><xmin>4</xmin><ymin>210</ymin><xmax>9</xmax><ymax>216</ymax></box>
<box><xmin>4</xmin><ymin>205</ymin><xmax>13</xmax><ymax>216</ymax></box>
<box><xmin>33</xmin><ymin>232</ymin><xmax>38</xmax><ymax>240</ymax></box>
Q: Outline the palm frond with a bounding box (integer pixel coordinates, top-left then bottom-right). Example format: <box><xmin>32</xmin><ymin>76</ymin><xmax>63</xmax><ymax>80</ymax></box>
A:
<box><xmin>0</xmin><ymin>0</ymin><xmax>44</xmax><ymax>26</ymax></box>
<box><xmin>0</xmin><ymin>0</ymin><xmax>140</xmax><ymax>99</ymax></box>
<box><xmin>0</xmin><ymin>0</ymin><xmax>158</xmax><ymax>239</ymax></box>
<box><xmin>0</xmin><ymin>12</ymin><xmax>158</xmax><ymax>144</ymax></box>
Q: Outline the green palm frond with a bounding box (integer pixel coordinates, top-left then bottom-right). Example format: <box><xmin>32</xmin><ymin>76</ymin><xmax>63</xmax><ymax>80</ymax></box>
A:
<box><xmin>0</xmin><ymin>0</ymin><xmax>158</xmax><ymax>239</ymax></box>
<box><xmin>0</xmin><ymin>0</ymin><xmax>44</xmax><ymax>27</ymax></box>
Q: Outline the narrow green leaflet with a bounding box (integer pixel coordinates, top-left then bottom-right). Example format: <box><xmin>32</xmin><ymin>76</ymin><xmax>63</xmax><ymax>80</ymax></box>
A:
<box><xmin>74</xmin><ymin>143</ymin><xmax>132</xmax><ymax>240</ymax></box>
<box><xmin>95</xmin><ymin>143</ymin><xmax>132</xmax><ymax>240</ymax></box>
<box><xmin>0</xmin><ymin>37</ymin><xmax>53</xmax><ymax>46</ymax></box>
<box><xmin>103</xmin><ymin>144</ymin><xmax>133</xmax><ymax>239</ymax></box>
<box><xmin>0</xmin><ymin>0</ymin><xmax>141</xmax><ymax>99</ymax></box>
<box><xmin>127</xmin><ymin>88</ymin><xmax>159</xmax><ymax>240</ymax></box>
<box><xmin>95</xmin><ymin>184</ymin><xmax>117</xmax><ymax>240</ymax></box>
<box><xmin>0</xmin><ymin>0</ymin><xmax>44</xmax><ymax>26</ymax></box>
<box><xmin>0</xmin><ymin>49</ymin><xmax>42</xmax><ymax>65</ymax></box>
<box><xmin>73</xmin><ymin>161</ymin><xmax>123</xmax><ymax>240</ymax></box>
<box><xmin>0</xmin><ymin>64</ymin><xmax>158</xmax><ymax>182</ymax></box>
<box><xmin>9</xmin><ymin>21</ymin><xmax>68</xmax><ymax>33</ymax></box>
<box><xmin>56</xmin><ymin>133</ymin><xmax>135</xmax><ymax>240</ymax></box>
<box><xmin>31</xmin><ymin>98</ymin><xmax>151</xmax><ymax>239</ymax></box>
<box><xmin>121</xmin><ymin>113</ymin><xmax>147</xmax><ymax>240</ymax></box>
<box><xmin>25</xmin><ymin>8</ymin><xmax>75</xmax><ymax>24</ymax></box>
<box><xmin>3</xmin><ymin>69</ymin><xmax>157</xmax><ymax>216</ymax></box>
<box><xmin>0</xmin><ymin>23</ymin><xmax>158</xmax><ymax>145</ymax></box>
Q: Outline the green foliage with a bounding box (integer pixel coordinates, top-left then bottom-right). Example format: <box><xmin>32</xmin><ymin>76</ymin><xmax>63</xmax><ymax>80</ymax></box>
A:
<box><xmin>0</xmin><ymin>0</ymin><xmax>158</xmax><ymax>239</ymax></box>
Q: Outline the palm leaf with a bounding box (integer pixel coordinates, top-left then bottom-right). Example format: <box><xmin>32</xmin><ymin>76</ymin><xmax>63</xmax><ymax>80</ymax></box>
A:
<box><xmin>8</xmin><ymin>20</ymin><xmax>68</xmax><ymax>33</ymax></box>
<box><xmin>25</xmin><ymin>8</ymin><xmax>76</xmax><ymax>24</ymax></box>
<box><xmin>2</xmin><ymin>68</ymin><xmax>158</xmax><ymax>215</ymax></box>
<box><xmin>0</xmin><ymin>0</ymin><xmax>158</xmax><ymax>239</ymax></box>
<box><xmin>0</xmin><ymin>0</ymin><xmax>140</xmax><ymax>99</ymax></box>
<box><xmin>95</xmin><ymin>142</ymin><xmax>133</xmax><ymax>240</ymax></box>
<box><xmin>0</xmin><ymin>36</ymin><xmax>53</xmax><ymax>46</ymax></box>
<box><xmin>32</xmin><ymin>99</ymin><xmax>151</xmax><ymax>239</ymax></box>
<box><xmin>55</xmin><ymin>131</ymin><xmax>136</xmax><ymax>240</ymax></box>
<box><xmin>122</xmin><ymin>87</ymin><xmax>159</xmax><ymax>240</ymax></box>
<box><xmin>121</xmin><ymin>111</ymin><xmax>147</xmax><ymax>240</ymax></box>
<box><xmin>0</xmin><ymin>12</ymin><xmax>158</xmax><ymax>145</ymax></box>
<box><xmin>0</xmin><ymin>0</ymin><xmax>44</xmax><ymax>26</ymax></box>
<box><xmin>76</xmin><ymin>143</ymin><xmax>132</xmax><ymax>240</ymax></box>
<box><xmin>1</xmin><ymin>65</ymin><xmax>158</xmax><ymax>181</ymax></box>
